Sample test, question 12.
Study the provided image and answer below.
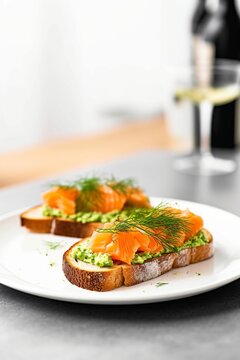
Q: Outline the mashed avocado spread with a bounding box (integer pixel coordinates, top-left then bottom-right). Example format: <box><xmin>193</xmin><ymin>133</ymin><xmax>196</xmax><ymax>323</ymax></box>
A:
<box><xmin>73</xmin><ymin>243</ymin><xmax>113</xmax><ymax>267</ymax></box>
<box><xmin>43</xmin><ymin>206</ymin><xmax>134</xmax><ymax>224</ymax></box>
<box><xmin>73</xmin><ymin>230</ymin><xmax>208</xmax><ymax>267</ymax></box>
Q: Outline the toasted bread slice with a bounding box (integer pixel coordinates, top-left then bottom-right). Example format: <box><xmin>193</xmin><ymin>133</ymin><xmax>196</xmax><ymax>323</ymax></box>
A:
<box><xmin>62</xmin><ymin>228</ymin><xmax>213</xmax><ymax>292</ymax></box>
<box><xmin>21</xmin><ymin>205</ymin><xmax>102</xmax><ymax>238</ymax></box>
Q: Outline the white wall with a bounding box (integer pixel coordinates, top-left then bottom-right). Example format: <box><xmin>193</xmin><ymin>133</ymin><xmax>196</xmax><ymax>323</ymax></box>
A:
<box><xmin>1</xmin><ymin>0</ymin><xmax>198</xmax><ymax>152</ymax></box>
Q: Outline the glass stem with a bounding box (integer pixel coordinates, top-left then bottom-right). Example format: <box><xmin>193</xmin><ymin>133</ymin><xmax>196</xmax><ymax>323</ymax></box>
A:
<box><xmin>198</xmin><ymin>101</ymin><xmax>213</xmax><ymax>156</ymax></box>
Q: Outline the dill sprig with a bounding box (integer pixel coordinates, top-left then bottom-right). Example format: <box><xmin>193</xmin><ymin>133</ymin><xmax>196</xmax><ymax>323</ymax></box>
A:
<box><xmin>73</xmin><ymin>177</ymin><xmax>102</xmax><ymax>192</ymax></box>
<box><xmin>47</xmin><ymin>176</ymin><xmax>141</xmax><ymax>211</ymax></box>
<box><xmin>155</xmin><ymin>282</ymin><xmax>168</xmax><ymax>288</ymax></box>
<box><xmin>106</xmin><ymin>177</ymin><xmax>136</xmax><ymax>194</ymax></box>
<box><xmin>48</xmin><ymin>176</ymin><xmax>137</xmax><ymax>193</ymax></box>
<box><xmin>96</xmin><ymin>204</ymin><xmax>190</xmax><ymax>251</ymax></box>
<box><xmin>48</xmin><ymin>180</ymin><xmax>76</xmax><ymax>189</ymax></box>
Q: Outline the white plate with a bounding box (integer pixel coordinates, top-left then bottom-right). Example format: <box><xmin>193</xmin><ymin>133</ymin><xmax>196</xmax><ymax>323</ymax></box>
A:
<box><xmin>0</xmin><ymin>198</ymin><xmax>240</xmax><ymax>304</ymax></box>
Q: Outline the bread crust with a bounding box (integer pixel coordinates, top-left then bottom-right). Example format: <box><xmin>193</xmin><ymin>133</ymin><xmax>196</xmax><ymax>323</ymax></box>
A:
<box><xmin>63</xmin><ymin>241</ymin><xmax>124</xmax><ymax>291</ymax></box>
<box><xmin>62</xmin><ymin>228</ymin><xmax>213</xmax><ymax>292</ymax></box>
<box><xmin>20</xmin><ymin>205</ymin><xmax>102</xmax><ymax>238</ymax></box>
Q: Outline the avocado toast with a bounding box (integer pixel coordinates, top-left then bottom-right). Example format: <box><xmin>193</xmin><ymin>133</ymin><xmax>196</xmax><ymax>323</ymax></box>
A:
<box><xmin>63</xmin><ymin>205</ymin><xmax>214</xmax><ymax>291</ymax></box>
<box><xmin>20</xmin><ymin>176</ymin><xmax>151</xmax><ymax>238</ymax></box>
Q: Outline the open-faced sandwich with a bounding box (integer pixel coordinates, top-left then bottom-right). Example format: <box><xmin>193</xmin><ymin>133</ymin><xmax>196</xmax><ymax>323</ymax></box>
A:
<box><xmin>20</xmin><ymin>177</ymin><xmax>151</xmax><ymax>238</ymax></box>
<box><xmin>63</xmin><ymin>205</ymin><xmax>213</xmax><ymax>291</ymax></box>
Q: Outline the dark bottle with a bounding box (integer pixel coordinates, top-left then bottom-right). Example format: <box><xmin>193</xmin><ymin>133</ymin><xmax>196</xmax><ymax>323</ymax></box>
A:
<box><xmin>192</xmin><ymin>0</ymin><xmax>240</xmax><ymax>149</ymax></box>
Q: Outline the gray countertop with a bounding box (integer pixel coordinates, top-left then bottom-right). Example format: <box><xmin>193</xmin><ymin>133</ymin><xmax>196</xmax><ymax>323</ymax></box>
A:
<box><xmin>0</xmin><ymin>150</ymin><xmax>240</xmax><ymax>360</ymax></box>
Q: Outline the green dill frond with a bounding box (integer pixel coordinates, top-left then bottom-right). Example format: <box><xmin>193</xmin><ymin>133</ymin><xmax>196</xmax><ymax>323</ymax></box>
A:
<box><xmin>47</xmin><ymin>181</ymin><xmax>76</xmax><ymax>189</ymax></box>
<box><xmin>106</xmin><ymin>177</ymin><xmax>136</xmax><ymax>193</ymax></box>
<box><xmin>48</xmin><ymin>176</ymin><xmax>137</xmax><ymax>193</ymax></box>
<box><xmin>47</xmin><ymin>176</ymin><xmax>102</xmax><ymax>191</ymax></box>
<box><xmin>73</xmin><ymin>177</ymin><xmax>102</xmax><ymax>211</ymax></box>
<box><xmin>96</xmin><ymin>204</ymin><xmax>191</xmax><ymax>251</ymax></box>
<box><xmin>47</xmin><ymin>175</ymin><xmax>144</xmax><ymax>211</ymax></box>
<box><xmin>73</xmin><ymin>177</ymin><xmax>102</xmax><ymax>192</ymax></box>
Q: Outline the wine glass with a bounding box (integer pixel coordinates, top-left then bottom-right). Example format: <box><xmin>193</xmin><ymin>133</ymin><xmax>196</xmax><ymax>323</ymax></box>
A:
<box><xmin>173</xmin><ymin>60</ymin><xmax>240</xmax><ymax>176</ymax></box>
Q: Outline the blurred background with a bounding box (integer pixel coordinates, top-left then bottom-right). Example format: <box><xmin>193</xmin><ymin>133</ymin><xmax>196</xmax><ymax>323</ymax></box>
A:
<box><xmin>1</xmin><ymin>0</ymin><xmax>240</xmax><ymax>153</ymax></box>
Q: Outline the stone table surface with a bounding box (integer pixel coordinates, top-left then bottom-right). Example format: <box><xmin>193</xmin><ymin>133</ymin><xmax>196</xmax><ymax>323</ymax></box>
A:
<box><xmin>0</xmin><ymin>150</ymin><xmax>240</xmax><ymax>360</ymax></box>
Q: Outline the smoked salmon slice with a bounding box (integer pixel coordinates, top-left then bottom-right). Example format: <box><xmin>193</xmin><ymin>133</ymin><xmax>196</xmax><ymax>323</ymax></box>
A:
<box><xmin>88</xmin><ymin>229</ymin><xmax>164</xmax><ymax>264</ymax></box>
<box><xmin>42</xmin><ymin>187</ymin><xmax>80</xmax><ymax>215</ymax></box>
<box><xmin>106</xmin><ymin>232</ymin><xmax>140</xmax><ymax>265</ymax></box>
<box><xmin>88</xmin><ymin>208</ymin><xmax>204</xmax><ymax>265</ymax></box>
<box><xmin>125</xmin><ymin>188</ymin><xmax>151</xmax><ymax>208</ymax></box>
<box><xmin>77</xmin><ymin>184</ymin><xmax>127</xmax><ymax>213</ymax></box>
<box><xmin>88</xmin><ymin>226</ymin><xmax>113</xmax><ymax>252</ymax></box>
<box><xmin>187</xmin><ymin>213</ymin><xmax>204</xmax><ymax>239</ymax></box>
